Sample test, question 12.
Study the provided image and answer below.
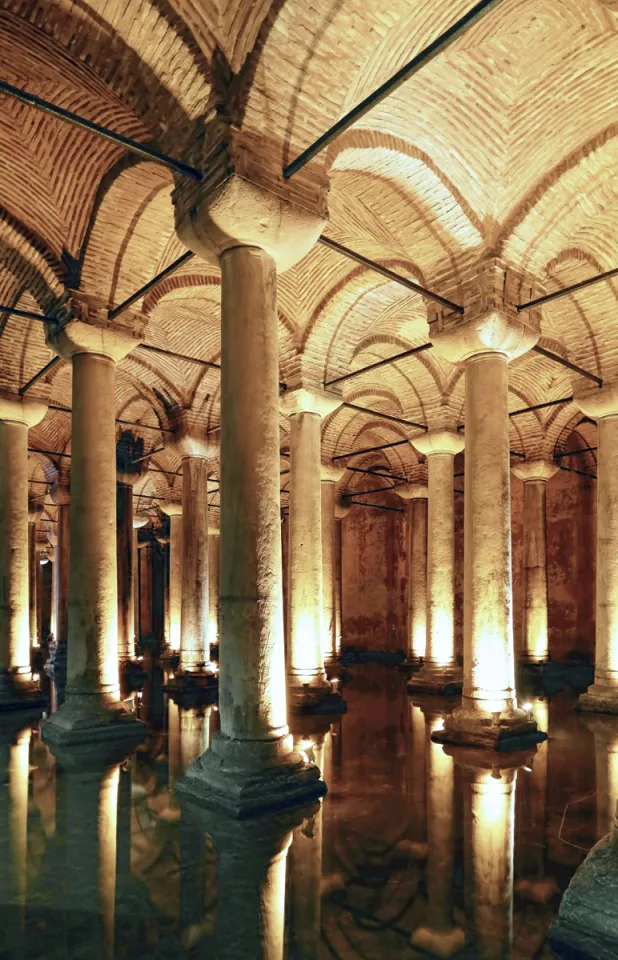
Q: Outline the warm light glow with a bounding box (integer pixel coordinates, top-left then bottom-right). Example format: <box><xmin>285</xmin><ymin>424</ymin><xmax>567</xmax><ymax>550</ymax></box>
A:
<box><xmin>39</xmin><ymin>549</ymin><xmax>49</xmax><ymax>565</ymax></box>
<box><xmin>434</xmin><ymin>717</ymin><xmax>445</xmax><ymax>732</ymax></box>
<box><xmin>9</xmin><ymin>729</ymin><xmax>31</xmax><ymax>918</ymax></box>
<box><xmin>522</xmin><ymin>702</ymin><xmax>532</xmax><ymax>713</ymax></box>
<box><xmin>98</xmin><ymin>765</ymin><xmax>119</xmax><ymax>960</ymax></box>
<box><xmin>431</xmin><ymin>609</ymin><xmax>455</xmax><ymax>666</ymax></box>
<box><xmin>169</xmin><ymin>614</ymin><xmax>181</xmax><ymax>653</ymax></box>
<box><xmin>32</xmin><ymin>673</ymin><xmax>39</xmax><ymax>683</ymax></box>
<box><xmin>476</xmin><ymin>770</ymin><xmax>512</xmax><ymax>830</ymax></box>
<box><xmin>412</xmin><ymin>621</ymin><xmax>427</xmax><ymax>660</ymax></box>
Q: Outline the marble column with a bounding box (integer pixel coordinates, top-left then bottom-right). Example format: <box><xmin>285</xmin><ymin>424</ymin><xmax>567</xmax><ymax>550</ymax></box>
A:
<box><xmin>396</xmin><ymin>484</ymin><xmax>428</xmax><ymax>667</ymax></box>
<box><xmin>161</xmin><ymin>503</ymin><xmax>182</xmax><ymax>652</ymax></box>
<box><xmin>28</xmin><ymin>503</ymin><xmax>43</xmax><ymax>647</ymax></box>
<box><xmin>511</xmin><ymin>460</ymin><xmax>558</xmax><ymax>664</ymax></box>
<box><xmin>320</xmin><ymin>464</ymin><xmax>346</xmax><ymax>670</ymax></box>
<box><xmin>180</xmin><ymin>454</ymin><xmax>212</xmax><ymax>673</ymax></box>
<box><xmin>429</xmin><ymin>292</ymin><xmax>545</xmax><ymax>749</ymax></box>
<box><xmin>0</xmin><ymin>397</ymin><xmax>47</xmax><ymax>706</ymax></box>
<box><xmin>51</xmin><ymin>483</ymin><xmax>70</xmax><ymax>647</ymax></box>
<box><xmin>132</xmin><ymin>516</ymin><xmax>147</xmax><ymax>650</ymax></box>
<box><xmin>411</xmin><ymin>710</ymin><xmax>464</xmax><ymax>957</ymax></box>
<box><xmin>138</xmin><ymin>541</ymin><xmax>154</xmax><ymax>641</ymax></box>
<box><xmin>575</xmin><ymin>384</ymin><xmax>618</xmax><ymax>713</ymax></box>
<box><xmin>42</xmin><ymin>309</ymin><xmax>146</xmax><ymax>745</ymax></box>
<box><xmin>334</xmin><ymin>497</ymin><xmax>349</xmax><ymax>658</ymax></box>
<box><xmin>208</xmin><ymin>520</ymin><xmax>220</xmax><ymax>653</ymax></box>
<box><xmin>116</xmin><ymin>481</ymin><xmax>135</xmax><ymax>662</ymax></box>
<box><xmin>174</xmin><ymin>175</ymin><xmax>326</xmax><ymax>811</ymax></box>
<box><xmin>282</xmin><ymin>389</ymin><xmax>341</xmax><ymax>705</ymax></box>
<box><xmin>410</xmin><ymin>431</ymin><xmax>463</xmax><ymax>693</ymax></box>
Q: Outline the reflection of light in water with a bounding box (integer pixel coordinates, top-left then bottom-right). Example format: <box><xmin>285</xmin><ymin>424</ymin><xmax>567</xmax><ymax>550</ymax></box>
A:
<box><xmin>98</xmin><ymin>765</ymin><xmax>119</xmax><ymax>960</ymax></box>
<box><xmin>9</xmin><ymin>728</ymin><xmax>31</xmax><ymax>918</ymax></box>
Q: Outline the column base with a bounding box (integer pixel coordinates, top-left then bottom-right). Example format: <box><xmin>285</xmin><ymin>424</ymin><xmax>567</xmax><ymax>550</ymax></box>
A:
<box><xmin>41</xmin><ymin>694</ymin><xmax>146</xmax><ymax>747</ymax></box>
<box><xmin>164</xmin><ymin>670</ymin><xmax>218</xmax><ymax>707</ymax></box>
<box><xmin>288</xmin><ymin>676</ymin><xmax>339</xmax><ymax>713</ymax></box>
<box><xmin>292</xmin><ymin>690</ymin><xmax>347</xmax><ymax>716</ymax></box>
<box><xmin>577</xmin><ymin>684</ymin><xmax>618</xmax><ymax>715</ymax></box>
<box><xmin>432</xmin><ymin>705</ymin><xmax>547</xmax><ymax>752</ymax></box>
<box><xmin>549</xmin><ymin>833</ymin><xmax>618</xmax><ymax>960</ymax></box>
<box><xmin>410</xmin><ymin>925</ymin><xmax>466</xmax><ymax>959</ymax></box>
<box><xmin>175</xmin><ymin>730</ymin><xmax>327</xmax><ymax>818</ymax></box>
<box><xmin>407</xmin><ymin>665</ymin><xmax>462</xmax><ymax>696</ymax></box>
<box><xmin>397</xmin><ymin>656</ymin><xmax>423</xmax><ymax>673</ymax></box>
<box><xmin>0</xmin><ymin>671</ymin><xmax>46</xmax><ymax>711</ymax></box>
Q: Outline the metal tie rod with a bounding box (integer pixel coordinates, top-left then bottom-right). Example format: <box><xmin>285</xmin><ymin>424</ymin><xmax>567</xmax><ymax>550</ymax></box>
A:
<box><xmin>0</xmin><ymin>80</ymin><xmax>202</xmax><ymax>181</ymax></box>
<box><xmin>343</xmin><ymin>484</ymin><xmax>403</xmax><ymax>498</ymax></box>
<box><xmin>109</xmin><ymin>251</ymin><xmax>195</xmax><ymax>320</ymax></box>
<box><xmin>342</xmin><ymin>400</ymin><xmax>427</xmax><ymax>431</ymax></box>
<box><xmin>509</xmin><ymin>396</ymin><xmax>573</xmax><ymax>418</ymax></box>
<box><xmin>332</xmin><ymin>438</ymin><xmax>410</xmax><ymax>460</ymax></box>
<box><xmin>283</xmin><ymin>0</ymin><xmax>504</xmax><ymax>178</ymax></box>
<box><xmin>318</xmin><ymin>236</ymin><xmax>463</xmax><ymax>312</ymax></box>
<box><xmin>0</xmin><ymin>305</ymin><xmax>58</xmax><ymax>324</ymax></box>
<box><xmin>347</xmin><ymin>500</ymin><xmax>404</xmax><ymax>513</ymax></box>
<box><xmin>325</xmin><ymin>342</ymin><xmax>433</xmax><ymax>387</ymax></box>
<box><xmin>517</xmin><ymin>265</ymin><xmax>618</xmax><ymax>312</ymax></box>
<box><xmin>19</xmin><ymin>356</ymin><xmax>61</xmax><ymax>396</ymax></box>
<box><xmin>555</xmin><ymin>445</ymin><xmax>597</xmax><ymax>459</ymax></box>
<box><xmin>531</xmin><ymin>344</ymin><xmax>602</xmax><ymax>386</ymax></box>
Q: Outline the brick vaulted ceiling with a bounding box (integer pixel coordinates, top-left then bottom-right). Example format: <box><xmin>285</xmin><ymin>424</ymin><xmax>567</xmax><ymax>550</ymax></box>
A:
<box><xmin>1</xmin><ymin>0</ymin><xmax>613</xmax><ymax>521</ymax></box>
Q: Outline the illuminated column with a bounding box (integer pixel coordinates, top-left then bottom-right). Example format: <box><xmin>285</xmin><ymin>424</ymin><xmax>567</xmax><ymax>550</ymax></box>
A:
<box><xmin>173</xmin><ymin>159</ymin><xmax>327</xmax><ymax>813</ymax></box>
<box><xmin>49</xmin><ymin>540</ymin><xmax>57</xmax><ymax>637</ymax></box>
<box><xmin>320</xmin><ymin>464</ymin><xmax>346</xmax><ymax>668</ymax></box>
<box><xmin>116</xmin><ymin>481</ymin><xmax>135</xmax><ymax>662</ymax></box>
<box><xmin>51</xmin><ymin>483</ymin><xmax>70</xmax><ymax>646</ymax></box>
<box><xmin>42</xmin><ymin>303</ymin><xmax>146</xmax><ymax>745</ymax></box>
<box><xmin>0</xmin><ymin>722</ymin><xmax>32</xmax><ymax>954</ymax></box>
<box><xmin>138</xmin><ymin>541</ymin><xmax>154</xmax><ymax>639</ymax></box>
<box><xmin>28</xmin><ymin>503</ymin><xmax>43</xmax><ymax>646</ymax></box>
<box><xmin>575</xmin><ymin>384</ymin><xmax>618</xmax><ymax>713</ymax></box>
<box><xmin>511</xmin><ymin>461</ymin><xmax>558</xmax><ymax>664</ymax></box>
<box><xmin>180</xmin><ymin>454</ymin><xmax>212</xmax><ymax>673</ymax></box>
<box><xmin>161</xmin><ymin>503</ymin><xmax>182</xmax><ymax>652</ymax></box>
<box><xmin>396</xmin><ymin>484</ymin><xmax>428</xmax><ymax>666</ymax></box>
<box><xmin>410</xmin><ymin>432</ymin><xmax>463</xmax><ymax>693</ymax></box>
<box><xmin>428</xmin><ymin>265</ymin><xmax>545</xmax><ymax>749</ymax></box>
<box><xmin>282</xmin><ymin>389</ymin><xmax>342</xmax><ymax>703</ymax></box>
<box><xmin>411</xmin><ymin>711</ymin><xmax>464</xmax><ymax>956</ymax></box>
<box><xmin>334</xmin><ymin>498</ymin><xmax>350</xmax><ymax>656</ymax></box>
<box><xmin>208</xmin><ymin>520</ymin><xmax>220</xmax><ymax>652</ymax></box>
<box><xmin>0</xmin><ymin>397</ymin><xmax>47</xmax><ymax>705</ymax></box>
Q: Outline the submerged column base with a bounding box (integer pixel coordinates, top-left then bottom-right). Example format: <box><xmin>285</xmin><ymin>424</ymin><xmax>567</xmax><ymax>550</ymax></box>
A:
<box><xmin>0</xmin><ymin>670</ymin><xmax>46</xmax><ymax>711</ymax></box>
<box><xmin>41</xmin><ymin>692</ymin><xmax>146</xmax><ymax>746</ymax></box>
<box><xmin>174</xmin><ymin>731</ymin><xmax>327</xmax><ymax>817</ymax></box>
<box><xmin>407</xmin><ymin>664</ymin><xmax>462</xmax><ymax>696</ymax></box>
<box><xmin>577</xmin><ymin>683</ymin><xmax>618</xmax><ymax>715</ymax></box>
<box><xmin>164</xmin><ymin>669</ymin><xmax>218</xmax><ymax>708</ymax></box>
<box><xmin>433</xmin><ymin>702</ymin><xmax>546</xmax><ymax>752</ymax></box>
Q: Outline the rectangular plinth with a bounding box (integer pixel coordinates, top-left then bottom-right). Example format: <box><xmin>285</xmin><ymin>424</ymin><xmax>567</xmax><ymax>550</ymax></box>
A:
<box><xmin>41</xmin><ymin>701</ymin><xmax>146</xmax><ymax>747</ymax></box>
<box><xmin>407</xmin><ymin>676</ymin><xmax>462</xmax><ymax>696</ymax></box>
<box><xmin>577</xmin><ymin>690</ymin><xmax>618</xmax><ymax>716</ymax></box>
<box><xmin>292</xmin><ymin>693</ymin><xmax>347</xmax><ymax>716</ymax></box>
<box><xmin>432</xmin><ymin>720</ymin><xmax>547</xmax><ymax>752</ymax></box>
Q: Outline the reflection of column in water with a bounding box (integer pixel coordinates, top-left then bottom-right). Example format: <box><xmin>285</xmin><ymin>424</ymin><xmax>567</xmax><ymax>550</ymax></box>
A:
<box><xmin>583</xmin><ymin>715</ymin><xmax>618</xmax><ymax>838</ymax></box>
<box><xmin>169</xmin><ymin>705</ymin><xmax>212</xmax><ymax>787</ymax></box>
<box><xmin>0</xmin><ymin>724</ymin><xmax>32</xmax><ymax>956</ymax></box>
<box><xmin>515</xmin><ymin>699</ymin><xmax>557</xmax><ymax>901</ymax></box>
<box><xmin>457</xmin><ymin>753</ymin><xmax>527</xmax><ymax>960</ymax></box>
<box><xmin>288</xmin><ymin>737</ymin><xmax>323</xmax><ymax>959</ymax></box>
<box><xmin>411</xmin><ymin>714</ymin><xmax>464</xmax><ymax>957</ymax></box>
<box><xmin>405</xmin><ymin>703</ymin><xmax>427</xmax><ymax>856</ymax></box>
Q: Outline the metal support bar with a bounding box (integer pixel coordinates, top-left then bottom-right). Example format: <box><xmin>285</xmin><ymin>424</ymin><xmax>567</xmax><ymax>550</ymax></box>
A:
<box><xmin>531</xmin><ymin>345</ymin><xmax>602</xmax><ymax>387</ymax></box>
<box><xmin>136</xmin><ymin>342</ymin><xmax>221</xmax><ymax>371</ymax></box>
<box><xmin>131</xmin><ymin>447</ymin><xmax>163</xmax><ymax>465</ymax></box>
<box><xmin>509</xmin><ymin>396</ymin><xmax>573</xmax><ymax>418</ymax></box>
<box><xmin>28</xmin><ymin>447</ymin><xmax>71</xmax><ymax>459</ymax></box>
<box><xmin>332</xmin><ymin>438</ymin><xmax>410</xmax><ymax>460</ymax></box>
<box><xmin>325</xmin><ymin>342</ymin><xmax>433</xmax><ymax>387</ymax></box>
<box><xmin>555</xmin><ymin>446</ymin><xmax>597</xmax><ymax>459</ymax></box>
<box><xmin>0</xmin><ymin>305</ymin><xmax>57</xmax><ymax>324</ymax></box>
<box><xmin>19</xmin><ymin>356</ymin><xmax>61</xmax><ymax>395</ymax></box>
<box><xmin>318</xmin><ymin>236</ymin><xmax>463</xmax><ymax>312</ymax></box>
<box><xmin>454</xmin><ymin>489</ymin><xmax>464</xmax><ymax>495</ymax></box>
<box><xmin>342</xmin><ymin>401</ymin><xmax>427</xmax><ymax>431</ymax></box>
<box><xmin>347</xmin><ymin>500</ymin><xmax>404</xmax><ymax>513</ymax></box>
<box><xmin>343</xmin><ymin>484</ymin><xmax>401</xmax><ymax>498</ymax></box>
<box><xmin>556</xmin><ymin>463</ymin><xmax>596</xmax><ymax>480</ymax></box>
<box><xmin>0</xmin><ymin>79</ymin><xmax>202</xmax><ymax>181</ymax></box>
<box><xmin>283</xmin><ymin>0</ymin><xmax>504</xmax><ymax>178</ymax></box>
<box><xmin>517</xmin><ymin>265</ymin><xmax>618</xmax><ymax>312</ymax></box>
<box><xmin>346</xmin><ymin>465</ymin><xmax>408</xmax><ymax>483</ymax></box>
<box><xmin>108</xmin><ymin>251</ymin><xmax>195</xmax><ymax>319</ymax></box>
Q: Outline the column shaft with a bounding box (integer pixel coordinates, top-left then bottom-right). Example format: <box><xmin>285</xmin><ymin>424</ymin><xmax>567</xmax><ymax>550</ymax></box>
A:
<box><xmin>321</xmin><ymin>482</ymin><xmax>336</xmax><ymax>665</ymax></box>
<box><xmin>288</xmin><ymin>412</ymin><xmax>326</xmax><ymax>690</ymax></box>
<box><xmin>169</xmin><ymin>515</ymin><xmax>182</xmax><ymax>651</ymax></box>
<box><xmin>132</xmin><ymin>528</ymin><xmax>139</xmax><ymax>648</ymax></box>
<box><xmin>116</xmin><ymin>484</ymin><xmax>133</xmax><ymax>661</ymax></box>
<box><xmin>426</xmin><ymin>454</ymin><xmax>457</xmax><ymax>668</ymax></box>
<box><xmin>181</xmin><ymin>456</ymin><xmax>210</xmax><ymax>671</ymax></box>
<box><xmin>463</xmin><ymin>354</ymin><xmax>515</xmax><ymax>713</ymax></box>
<box><xmin>595</xmin><ymin>415</ymin><xmax>618</xmax><ymax>687</ymax></box>
<box><xmin>208</xmin><ymin>533</ymin><xmax>220</xmax><ymax>651</ymax></box>
<box><xmin>408</xmin><ymin>498</ymin><xmax>428</xmax><ymax>662</ymax></box>
<box><xmin>522</xmin><ymin>480</ymin><xmax>550</xmax><ymax>662</ymax></box>
<box><xmin>0</xmin><ymin>422</ymin><xmax>31</xmax><ymax>680</ymax></box>
<box><xmin>28</xmin><ymin>522</ymin><xmax>38</xmax><ymax>645</ymax></box>
<box><xmin>55</xmin><ymin>501</ymin><xmax>70</xmax><ymax>645</ymax></box>
<box><xmin>334</xmin><ymin>518</ymin><xmax>343</xmax><ymax>655</ymax></box>
<box><xmin>138</xmin><ymin>544</ymin><xmax>153</xmax><ymax>640</ymax></box>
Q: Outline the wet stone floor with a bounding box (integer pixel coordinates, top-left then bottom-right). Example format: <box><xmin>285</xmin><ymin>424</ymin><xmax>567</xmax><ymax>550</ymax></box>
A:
<box><xmin>0</xmin><ymin>663</ymin><xmax>610</xmax><ymax>959</ymax></box>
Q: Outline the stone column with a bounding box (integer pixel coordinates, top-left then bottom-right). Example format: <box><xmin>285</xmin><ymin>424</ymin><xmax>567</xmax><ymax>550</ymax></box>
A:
<box><xmin>0</xmin><ymin>397</ymin><xmax>47</xmax><ymax>706</ymax></box>
<box><xmin>428</xmin><ymin>268</ymin><xmax>545</xmax><ymax>749</ymax></box>
<box><xmin>395</xmin><ymin>484</ymin><xmax>428</xmax><ymax>667</ymax></box>
<box><xmin>173</xmin><ymin>164</ymin><xmax>326</xmax><ymax>812</ymax></box>
<box><xmin>511</xmin><ymin>460</ymin><xmax>558</xmax><ymax>664</ymax></box>
<box><xmin>208</xmin><ymin>519</ymin><xmax>220</xmax><ymax>653</ymax></box>
<box><xmin>575</xmin><ymin>384</ymin><xmax>618</xmax><ymax>713</ymax></box>
<box><xmin>42</xmin><ymin>304</ymin><xmax>146</xmax><ymax>745</ymax></box>
<box><xmin>161</xmin><ymin>503</ymin><xmax>182</xmax><ymax>652</ymax></box>
<box><xmin>320</xmin><ymin>464</ymin><xmax>346</xmax><ymax>670</ymax></box>
<box><xmin>51</xmin><ymin>483</ymin><xmax>70</xmax><ymax>647</ymax></box>
<box><xmin>28</xmin><ymin>503</ymin><xmax>42</xmax><ymax>647</ymax></box>
<box><xmin>282</xmin><ymin>389</ymin><xmax>342</xmax><ymax>705</ymax></box>
<box><xmin>334</xmin><ymin>497</ymin><xmax>349</xmax><ymax>657</ymax></box>
<box><xmin>116</xmin><ymin>481</ymin><xmax>134</xmax><ymax>662</ymax></box>
<box><xmin>138</xmin><ymin>541</ymin><xmax>154</xmax><ymax>640</ymax></box>
<box><xmin>180</xmin><ymin>455</ymin><xmax>212</xmax><ymax>673</ymax></box>
<box><xmin>155</xmin><ymin>529</ymin><xmax>170</xmax><ymax>647</ymax></box>
<box><xmin>132</xmin><ymin>516</ymin><xmax>147</xmax><ymax>650</ymax></box>
<box><xmin>410</xmin><ymin>431</ymin><xmax>463</xmax><ymax>693</ymax></box>
<box><xmin>411</xmin><ymin>710</ymin><xmax>464</xmax><ymax>957</ymax></box>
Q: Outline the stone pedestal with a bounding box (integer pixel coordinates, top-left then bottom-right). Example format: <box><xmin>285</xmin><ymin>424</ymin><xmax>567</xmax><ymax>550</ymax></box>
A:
<box><xmin>575</xmin><ymin>384</ymin><xmax>618</xmax><ymax>714</ymax></box>
<box><xmin>0</xmin><ymin>397</ymin><xmax>47</xmax><ymax>709</ymax></box>
<box><xmin>172</xmin><ymin>176</ymin><xmax>327</xmax><ymax>812</ymax></box>
<box><xmin>41</xmin><ymin>307</ymin><xmax>146</xmax><ymax>746</ymax></box>
<box><xmin>409</xmin><ymin>433</ymin><xmax>463</xmax><ymax>694</ymax></box>
<box><xmin>396</xmin><ymin>484</ymin><xmax>428</xmax><ymax>669</ymax></box>
<box><xmin>511</xmin><ymin>460</ymin><xmax>558</xmax><ymax>664</ymax></box>
<box><xmin>427</xmin><ymin>274</ymin><xmax>546</xmax><ymax>750</ymax></box>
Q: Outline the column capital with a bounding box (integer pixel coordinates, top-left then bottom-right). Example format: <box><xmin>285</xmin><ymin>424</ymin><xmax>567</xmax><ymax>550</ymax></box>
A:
<box><xmin>50</xmin><ymin>482</ymin><xmax>70</xmax><ymax>506</ymax></box>
<box><xmin>46</xmin><ymin>292</ymin><xmax>146</xmax><ymax>363</ymax></box>
<box><xmin>428</xmin><ymin>257</ymin><xmax>541</xmax><ymax>365</ymax></box>
<box><xmin>208</xmin><ymin>518</ymin><xmax>220</xmax><ymax>536</ymax></box>
<box><xmin>133</xmin><ymin>515</ymin><xmax>149</xmax><ymax>529</ymax></box>
<box><xmin>320</xmin><ymin>462</ymin><xmax>346</xmax><ymax>483</ymax></box>
<box><xmin>160</xmin><ymin>502</ymin><xmax>182</xmax><ymax>519</ymax></box>
<box><xmin>281</xmin><ymin>387</ymin><xmax>342</xmax><ymax>420</ymax></box>
<box><xmin>0</xmin><ymin>394</ymin><xmax>47</xmax><ymax>428</ymax></box>
<box><xmin>28</xmin><ymin>501</ymin><xmax>43</xmax><ymax>523</ymax></box>
<box><xmin>412</xmin><ymin>429</ymin><xmax>464</xmax><ymax>457</ymax></box>
<box><xmin>395</xmin><ymin>482</ymin><xmax>428</xmax><ymax>501</ymax></box>
<box><xmin>173</xmin><ymin>118</ymin><xmax>328</xmax><ymax>273</ymax></box>
<box><xmin>511</xmin><ymin>459</ymin><xmax>559</xmax><ymax>483</ymax></box>
<box><xmin>334</xmin><ymin>497</ymin><xmax>351</xmax><ymax>520</ymax></box>
<box><xmin>574</xmin><ymin>381</ymin><xmax>618</xmax><ymax>420</ymax></box>
<box><xmin>165</xmin><ymin>410</ymin><xmax>219</xmax><ymax>459</ymax></box>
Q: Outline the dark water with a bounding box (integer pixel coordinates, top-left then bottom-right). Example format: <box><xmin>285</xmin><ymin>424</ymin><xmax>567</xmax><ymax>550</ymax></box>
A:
<box><xmin>0</xmin><ymin>665</ymin><xmax>607</xmax><ymax>958</ymax></box>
